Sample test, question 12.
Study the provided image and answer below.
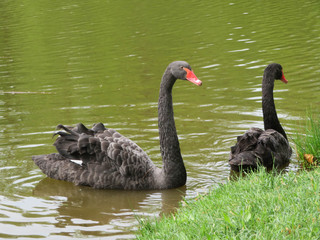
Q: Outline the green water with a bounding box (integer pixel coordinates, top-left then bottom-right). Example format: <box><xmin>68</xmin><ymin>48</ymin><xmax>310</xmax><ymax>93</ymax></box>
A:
<box><xmin>0</xmin><ymin>0</ymin><xmax>319</xmax><ymax>238</ymax></box>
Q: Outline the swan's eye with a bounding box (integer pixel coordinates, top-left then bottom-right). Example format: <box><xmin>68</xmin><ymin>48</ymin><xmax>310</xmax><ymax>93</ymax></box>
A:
<box><xmin>180</xmin><ymin>66</ymin><xmax>184</xmax><ymax>69</ymax></box>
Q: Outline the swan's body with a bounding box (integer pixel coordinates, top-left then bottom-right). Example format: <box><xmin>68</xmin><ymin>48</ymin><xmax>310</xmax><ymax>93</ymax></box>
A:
<box><xmin>229</xmin><ymin>63</ymin><xmax>292</xmax><ymax>171</ymax></box>
<box><xmin>33</xmin><ymin>61</ymin><xmax>202</xmax><ymax>190</ymax></box>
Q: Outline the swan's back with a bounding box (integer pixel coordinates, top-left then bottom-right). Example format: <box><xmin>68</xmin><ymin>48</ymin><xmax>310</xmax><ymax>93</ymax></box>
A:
<box><xmin>229</xmin><ymin>127</ymin><xmax>292</xmax><ymax>171</ymax></box>
<box><xmin>33</xmin><ymin>123</ymin><xmax>159</xmax><ymax>189</ymax></box>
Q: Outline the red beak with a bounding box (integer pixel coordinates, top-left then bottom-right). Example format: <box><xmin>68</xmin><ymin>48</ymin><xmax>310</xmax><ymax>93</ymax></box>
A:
<box><xmin>183</xmin><ymin>68</ymin><xmax>202</xmax><ymax>86</ymax></box>
<box><xmin>281</xmin><ymin>70</ymin><xmax>288</xmax><ymax>84</ymax></box>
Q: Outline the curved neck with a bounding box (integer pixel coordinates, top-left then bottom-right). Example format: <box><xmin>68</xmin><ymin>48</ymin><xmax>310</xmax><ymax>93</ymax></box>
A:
<box><xmin>262</xmin><ymin>72</ymin><xmax>287</xmax><ymax>140</ymax></box>
<box><xmin>158</xmin><ymin>68</ymin><xmax>186</xmax><ymax>188</ymax></box>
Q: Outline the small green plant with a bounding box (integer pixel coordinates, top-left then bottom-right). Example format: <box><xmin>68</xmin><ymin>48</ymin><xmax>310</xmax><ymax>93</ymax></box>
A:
<box><xmin>293</xmin><ymin>111</ymin><xmax>320</xmax><ymax>167</ymax></box>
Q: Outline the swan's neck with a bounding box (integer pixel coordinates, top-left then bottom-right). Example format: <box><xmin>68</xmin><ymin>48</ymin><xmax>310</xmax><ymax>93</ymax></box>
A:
<box><xmin>262</xmin><ymin>73</ymin><xmax>287</xmax><ymax>140</ymax></box>
<box><xmin>158</xmin><ymin>69</ymin><xmax>186</xmax><ymax>188</ymax></box>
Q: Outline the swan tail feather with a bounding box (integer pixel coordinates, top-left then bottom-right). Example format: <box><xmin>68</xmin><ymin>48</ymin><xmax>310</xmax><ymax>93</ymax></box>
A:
<box><xmin>32</xmin><ymin>153</ymin><xmax>85</xmax><ymax>184</ymax></box>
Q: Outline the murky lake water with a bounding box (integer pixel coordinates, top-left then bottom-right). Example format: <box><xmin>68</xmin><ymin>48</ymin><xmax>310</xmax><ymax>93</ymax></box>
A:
<box><xmin>1</xmin><ymin>0</ymin><xmax>319</xmax><ymax>239</ymax></box>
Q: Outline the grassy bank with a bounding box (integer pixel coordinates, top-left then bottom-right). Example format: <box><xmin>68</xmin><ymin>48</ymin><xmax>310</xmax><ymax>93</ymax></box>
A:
<box><xmin>137</xmin><ymin>168</ymin><xmax>320</xmax><ymax>239</ymax></box>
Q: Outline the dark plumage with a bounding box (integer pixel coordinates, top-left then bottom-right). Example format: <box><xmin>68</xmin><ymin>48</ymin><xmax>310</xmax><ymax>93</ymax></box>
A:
<box><xmin>229</xmin><ymin>63</ymin><xmax>292</xmax><ymax>171</ymax></box>
<box><xmin>33</xmin><ymin>61</ymin><xmax>202</xmax><ymax>190</ymax></box>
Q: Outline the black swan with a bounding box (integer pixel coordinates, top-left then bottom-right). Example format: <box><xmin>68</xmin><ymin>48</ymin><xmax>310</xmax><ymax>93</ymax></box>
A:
<box><xmin>229</xmin><ymin>63</ymin><xmax>292</xmax><ymax>171</ymax></box>
<box><xmin>32</xmin><ymin>61</ymin><xmax>202</xmax><ymax>190</ymax></box>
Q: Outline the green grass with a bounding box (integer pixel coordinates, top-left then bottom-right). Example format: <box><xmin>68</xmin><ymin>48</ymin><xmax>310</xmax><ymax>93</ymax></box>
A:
<box><xmin>137</xmin><ymin>168</ymin><xmax>320</xmax><ymax>239</ymax></box>
<box><xmin>293</xmin><ymin>111</ymin><xmax>320</xmax><ymax>166</ymax></box>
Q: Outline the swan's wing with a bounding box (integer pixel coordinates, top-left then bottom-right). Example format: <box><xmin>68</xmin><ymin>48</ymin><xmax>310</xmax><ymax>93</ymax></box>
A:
<box><xmin>53</xmin><ymin>123</ymin><xmax>151</xmax><ymax>164</ymax></box>
<box><xmin>229</xmin><ymin>128</ymin><xmax>292</xmax><ymax>170</ymax></box>
<box><xmin>255</xmin><ymin>129</ymin><xmax>292</xmax><ymax>168</ymax></box>
<box><xmin>229</xmin><ymin>128</ymin><xmax>264</xmax><ymax>170</ymax></box>
<box><xmin>230</xmin><ymin>127</ymin><xmax>264</xmax><ymax>156</ymax></box>
<box><xmin>229</xmin><ymin>151</ymin><xmax>261</xmax><ymax>170</ymax></box>
<box><xmin>33</xmin><ymin>123</ymin><xmax>157</xmax><ymax>189</ymax></box>
<box><xmin>52</xmin><ymin>123</ymin><xmax>103</xmax><ymax>161</ymax></box>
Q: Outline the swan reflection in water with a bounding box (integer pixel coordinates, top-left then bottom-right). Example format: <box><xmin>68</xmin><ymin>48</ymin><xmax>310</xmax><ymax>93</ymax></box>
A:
<box><xmin>33</xmin><ymin>177</ymin><xmax>186</xmax><ymax>229</ymax></box>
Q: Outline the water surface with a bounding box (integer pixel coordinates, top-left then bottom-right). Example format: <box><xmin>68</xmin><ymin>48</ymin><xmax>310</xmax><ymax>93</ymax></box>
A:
<box><xmin>0</xmin><ymin>0</ymin><xmax>320</xmax><ymax>239</ymax></box>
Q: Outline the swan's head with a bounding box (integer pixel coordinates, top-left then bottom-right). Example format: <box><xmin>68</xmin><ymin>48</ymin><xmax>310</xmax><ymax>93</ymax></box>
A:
<box><xmin>169</xmin><ymin>61</ymin><xmax>202</xmax><ymax>86</ymax></box>
<box><xmin>266</xmin><ymin>63</ymin><xmax>288</xmax><ymax>84</ymax></box>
